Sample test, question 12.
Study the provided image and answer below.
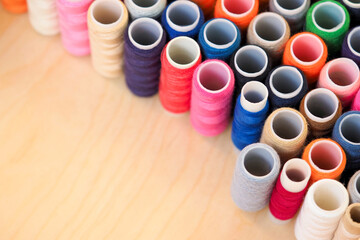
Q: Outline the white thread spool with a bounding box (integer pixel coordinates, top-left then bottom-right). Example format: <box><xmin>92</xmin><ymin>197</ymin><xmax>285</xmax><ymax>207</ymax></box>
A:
<box><xmin>124</xmin><ymin>0</ymin><xmax>166</xmax><ymax>20</ymax></box>
<box><xmin>27</xmin><ymin>0</ymin><xmax>59</xmax><ymax>36</ymax></box>
<box><xmin>240</xmin><ymin>81</ymin><xmax>268</xmax><ymax>113</ymax></box>
<box><xmin>348</xmin><ymin>170</ymin><xmax>360</xmax><ymax>204</ymax></box>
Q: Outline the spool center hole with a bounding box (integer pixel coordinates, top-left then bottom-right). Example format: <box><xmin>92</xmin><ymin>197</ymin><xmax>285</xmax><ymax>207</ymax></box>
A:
<box><xmin>224</xmin><ymin>0</ymin><xmax>253</xmax><ymax>14</ymax></box>
<box><xmin>272</xmin><ymin>68</ymin><xmax>302</xmax><ymax>94</ymax></box>
<box><xmin>341</xmin><ymin>115</ymin><xmax>360</xmax><ymax>144</ymax></box>
<box><xmin>276</xmin><ymin>0</ymin><xmax>305</xmax><ymax>10</ymax></box>
<box><xmin>93</xmin><ymin>1</ymin><xmax>122</xmax><ymax>24</ymax></box>
<box><xmin>199</xmin><ymin>62</ymin><xmax>229</xmax><ymax>91</ymax></box>
<box><xmin>255</xmin><ymin>15</ymin><xmax>285</xmax><ymax>41</ymax></box>
<box><xmin>133</xmin><ymin>0</ymin><xmax>158</xmax><ymax>7</ymax></box>
<box><xmin>314</xmin><ymin>3</ymin><xmax>344</xmax><ymax>30</ymax></box>
<box><xmin>307</xmin><ymin>93</ymin><xmax>337</xmax><ymax>118</ymax></box>
<box><xmin>286</xmin><ymin>168</ymin><xmax>306</xmax><ymax>182</ymax></box>
<box><xmin>292</xmin><ymin>36</ymin><xmax>322</xmax><ymax>62</ymax></box>
<box><xmin>356</xmin><ymin>176</ymin><xmax>360</xmax><ymax>194</ymax></box>
<box><xmin>131</xmin><ymin>21</ymin><xmax>161</xmax><ymax>46</ymax></box>
<box><xmin>350</xmin><ymin>207</ymin><xmax>360</xmax><ymax>223</ymax></box>
<box><xmin>350</xmin><ymin>29</ymin><xmax>360</xmax><ymax>54</ymax></box>
<box><xmin>328</xmin><ymin>61</ymin><xmax>358</xmax><ymax>86</ymax></box>
<box><xmin>205</xmin><ymin>20</ymin><xmax>236</xmax><ymax>45</ymax></box>
<box><xmin>244</xmin><ymin>148</ymin><xmax>274</xmax><ymax>177</ymax></box>
<box><xmin>272</xmin><ymin>112</ymin><xmax>302</xmax><ymax>139</ymax></box>
<box><xmin>310</xmin><ymin>141</ymin><xmax>341</xmax><ymax>170</ymax></box>
<box><xmin>244</xmin><ymin>91</ymin><xmax>265</xmax><ymax>103</ymax></box>
<box><xmin>168</xmin><ymin>3</ymin><xmax>198</xmax><ymax>26</ymax></box>
<box><xmin>314</xmin><ymin>184</ymin><xmax>343</xmax><ymax>211</ymax></box>
<box><xmin>236</xmin><ymin>48</ymin><xmax>266</xmax><ymax>74</ymax></box>
<box><xmin>168</xmin><ymin>39</ymin><xmax>198</xmax><ymax>65</ymax></box>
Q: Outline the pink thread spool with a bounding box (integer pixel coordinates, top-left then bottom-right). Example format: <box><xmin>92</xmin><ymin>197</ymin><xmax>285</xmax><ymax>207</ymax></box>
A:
<box><xmin>352</xmin><ymin>88</ymin><xmax>360</xmax><ymax>111</ymax></box>
<box><xmin>317</xmin><ymin>58</ymin><xmax>360</xmax><ymax>107</ymax></box>
<box><xmin>190</xmin><ymin>59</ymin><xmax>235</xmax><ymax>136</ymax></box>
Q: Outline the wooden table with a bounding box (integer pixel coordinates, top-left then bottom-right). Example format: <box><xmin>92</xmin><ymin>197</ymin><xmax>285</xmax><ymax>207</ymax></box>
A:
<box><xmin>0</xmin><ymin>7</ymin><xmax>296</xmax><ymax>240</ymax></box>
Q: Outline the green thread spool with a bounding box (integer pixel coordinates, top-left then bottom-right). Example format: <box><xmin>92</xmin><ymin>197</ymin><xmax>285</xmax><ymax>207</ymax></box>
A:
<box><xmin>306</xmin><ymin>0</ymin><xmax>350</xmax><ymax>57</ymax></box>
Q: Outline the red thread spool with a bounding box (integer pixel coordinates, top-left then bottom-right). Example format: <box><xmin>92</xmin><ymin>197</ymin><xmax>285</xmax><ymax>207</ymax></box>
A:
<box><xmin>159</xmin><ymin>37</ymin><xmax>202</xmax><ymax>114</ymax></box>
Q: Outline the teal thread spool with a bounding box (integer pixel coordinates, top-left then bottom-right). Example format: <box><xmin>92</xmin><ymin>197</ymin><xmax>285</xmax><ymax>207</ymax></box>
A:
<box><xmin>306</xmin><ymin>0</ymin><xmax>350</xmax><ymax>57</ymax></box>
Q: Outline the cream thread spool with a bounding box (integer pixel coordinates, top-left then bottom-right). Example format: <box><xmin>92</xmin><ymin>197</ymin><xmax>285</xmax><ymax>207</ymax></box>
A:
<box><xmin>27</xmin><ymin>0</ymin><xmax>60</xmax><ymax>36</ymax></box>
<box><xmin>124</xmin><ymin>0</ymin><xmax>166</xmax><ymax>20</ymax></box>
<box><xmin>333</xmin><ymin>203</ymin><xmax>360</xmax><ymax>240</ymax></box>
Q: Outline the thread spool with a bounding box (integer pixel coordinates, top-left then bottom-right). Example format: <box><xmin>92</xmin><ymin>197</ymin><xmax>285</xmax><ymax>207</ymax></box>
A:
<box><xmin>295</xmin><ymin>179</ymin><xmax>349</xmax><ymax>240</ymax></box>
<box><xmin>352</xmin><ymin>88</ymin><xmax>360</xmax><ymax>111</ymax></box>
<box><xmin>230</xmin><ymin>45</ymin><xmax>271</xmax><ymax>100</ymax></box>
<box><xmin>333</xmin><ymin>203</ymin><xmax>360</xmax><ymax>240</ymax></box>
<box><xmin>342</xmin><ymin>26</ymin><xmax>360</xmax><ymax>67</ymax></box>
<box><xmin>269</xmin><ymin>158</ymin><xmax>311</xmax><ymax>222</ymax></box>
<box><xmin>302</xmin><ymin>139</ymin><xmax>346</xmax><ymax>185</ymax></box>
<box><xmin>161</xmin><ymin>0</ymin><xmax>204</xmax><ymax>40</ymax></box>
<box><xmin>88</xmin><ymin>0</ymin><xmax>128</xmax><ymax>78</ymax></box>
<box><xmin>124</xmin><ymin>17</ymin><xmax>166</xmax><ymax>97</ymax></box>
<box><xmin>231</xmin><ymin>81</ymin><xmax>269</xmax><ymax>150</ymax></box>
<box><xmin>1</xmin><ymin>0</ymin><xmax>27</xmax><ymax>13</ymax></box>
<box><xmin>56</xmin><ymin>0</ymin><xmax>93</xmax><ymax>56</ymax></box>
<box><xmin>159</xmin><ymin>37</ymin><xmax>201</xmax><ymax>113</ymax></box>
<box><xmin>247</xmin><ymin>12</ymin><xmax>290</xmax><ymax>62</ymax></box>
<box><xmin>198</xmin><ymin>18</ymin><xmax>241</xmax><ymax>61</ymax></box>
<box><xmin>190</xmin><ymin>0</ymin><xmax>216</xmax><ymax>18</ymax></box>
<box><xmin>269</xmin><ymin>0</ymin><xmax>310</xmax><ymax>33</ymax></box>
<box><xmin>300</xmin><ymin>88</ymin><xmax>342</xmax><ymax>138</ymax></box>
<box><xmin>260</xmin><ymin>108</ymin><xmax>308</xmax><ymax>164</ymax></box>
<box><xmin>27</xmin><ymin>0</ymin><xmax>59</xmax><ymax>35</ymax></box>
<box><xmin>317</xmin><ymin>57</ymin><xmax>360</xmax><ymax>107</ymax></box>
<box><xmin>213</xmin><ymin>0</ymin><xmax>259</xmax><ymax>32</ymax></box>
<box><xmin>265</xmin><ymin>65</ymin><xmax>307</xmax><ymax>110</ymax></box>
<box><xmin>124</xmin><ymin>0</ymin><xmax>166</xmax><ymax>20</ymax></box>
<box><xmin>341</xmin><ymin>0</ymin><xmax>360</xmax><ymax>25</ymax></box>
<box><xmin>283</xmin><ymin>32</ymin><xmax>328</xmax><ymax>85</ymax></box>
<box><xmin>190</xmin><ymin>59</ymin><xmax>234</xmax><ymax>136</ymax></box>
<box><xmin>231</xmin><ymin>143</ymin><xmax>281</xmax><ymax>212</ymax></box>
<box><xmin>348</xmin><ymin>170</ymin><xmax>360</xmax><ymax>203</ymax></box>
<box><xmin>332</xmin><ymin>111</ymin><xmax>360</xmax><ymax>183</ymax></box>
<box><xmin>305</xmin><ymin>0</ymin><xmax>350</xmax><ymax>56</ymax></box>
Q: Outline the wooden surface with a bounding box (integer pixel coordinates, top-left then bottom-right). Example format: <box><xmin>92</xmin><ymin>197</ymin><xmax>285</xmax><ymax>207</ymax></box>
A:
<box><xmin>0</xmin><ymin>8</ymin><xmax>296</xmax><ymax>240</ymax></box>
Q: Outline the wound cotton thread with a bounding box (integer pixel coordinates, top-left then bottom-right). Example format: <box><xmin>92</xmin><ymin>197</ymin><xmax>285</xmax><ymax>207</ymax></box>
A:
<box><xmin>231</xmin><ymin>81</ymin><xmax>269</xmax><ymax>150</ymax></box>
<box><xmin>247</xmin><ymin>12</ymin><xmax>290</xmax><ymax>62</ymax></box>
<box><xmin>269</xmin><ymin>0</ymin><xmax>310</xmax><ymax>33</ymax></box>
<box><xmin>198</xmin><ymin>18</ymin><xmax>241</xmax><ymax>61</ymax></box>
<box><xmin>260</xmin><ymin>108</ymin><xmax>308</xmax><ymax>164</ymax></box>
<box><xmin>342</xmin><ymin>27</ymin><xmax>360</xmax><ymax>67</ymax></box>
<box><xmin>269</xmin><ymin>158</ymin><xmax>311</xmax><ymax>222</ymax></box>
<box><xmin>332</xmin><ymin>111</ymin><xmax>360</xmax><ymax>183</ymax></box>
<box><xmin>300</xmin><ymin>88</ymin><xmax>342</xmax><ymax>138</ymax></box>
<box><xmin>1</xmin><ymin>0</ymin><xmax>27</xmax><ymax>13</ymax></box>
<box><xmin>317</xmin><ymin>57</ymin><xmax>360</xmax><ymax>107</ymax></box>
<box><xmin>295</xmin><ymin>179</ymin><xmax>349</xmax><ymax>240</ymax></box>
<box><xmin>161</xmin><ymin>0</ymin><xmax>204</xmax><ymax>40</ymax></box>
<box><xmin>230</xmin><ymin>45</ymin><xmax>271</xmax><ymax>100</ymax></box>
<box><xmin>283</xmin><ymin>32</ymin><xmax>328</xmax><ymax>85</ymax></box>
<box><xmin>124</xmin><ymin>17</ymin><xmax>166</xmax><ymax>97</ymax></box>
<box><xmin>265</xmin><ymin>65</ymin><xmax>308</xmax><ymax>110</ymax></box>
<box><xmin>56</xmin><ymin>0</ymin><xmax>93</xmax><ymax>56</ymax></box>
<box><xmin>231</xmin><ymin>143</ymin><xmax>281</xmax><ymax>212</ymax></box>
<box><xmin>27</xmin><ymin>0</ymin><xmax>59</xmax><ymax>35</ymax></box>
<box><xmin>213</xmin><ymin>0</ymin><xmax>259</xmax><ymax>32</ymax></box>
<box><xmin>352</xmin><ymin>89</ymin><xmax>360</xmax><ymax>111</ymax></box>
<box><xmin>88</xmin><ymin>0</ymin><xmax>128</xmax><ymax>79</ymax></box>
<box><xmin>159</xmin><ymin>37</ymin><xmax>201</xmax><ymax>113</ymax></box>
<box><xmin>341</xmin><ymin>0</ymin><xmax>360</xmax><ymax>25</ymax></box>
<box><xmin>333</xmin><ymin>203</ymin><xmax>360</xmax><ymax>240</ymax></box>
<box><xmin>348</xmin><ymin>170</ymin><xmax>360</xmax><ymax>203</ymax></box>
<box><xmin>305</xmin><ymin>0</ymin><xmax>350</xmax><ymax>56</ymax></box>
<box><xmin>302</xmin><ymin>138</ymin><xmax>346</xmax><ymax>185</ymax></box>
<box><xmin>124</xmin><ymin>0</ymin><xmax>166</xmax><ymax>20</ymax></box>
<box><xmin>190</xmin><ymin>0</ymin><xmax>216</xmax><ymax>18</ymax></box>
<box><xmin>190</xmin><ymin>59</ymin><xmax>234</xmax><ymax>136</ymax></box>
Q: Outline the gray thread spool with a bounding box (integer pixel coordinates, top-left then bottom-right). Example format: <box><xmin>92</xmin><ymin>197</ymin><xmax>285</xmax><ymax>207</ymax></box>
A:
<box><xmin>348</xmin><ymin>170</ymin><xmax>360</xmax><ymax>203</ymax></box>
<box><xmin>124</xmin><ymin>0</ymin><xmax>166</xmax><ymax>20</ymax></box>
<box><xmin>231</xmin><ymin>143</ymin><xmax>281</xmax><ymax>212</ymax></box>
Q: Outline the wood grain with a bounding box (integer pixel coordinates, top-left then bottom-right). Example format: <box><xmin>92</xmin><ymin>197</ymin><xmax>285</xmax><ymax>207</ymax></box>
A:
<box><xmin>0</xmin><ymin>7</ymin><xmax>296</xmax><ymax>240</ymax></box>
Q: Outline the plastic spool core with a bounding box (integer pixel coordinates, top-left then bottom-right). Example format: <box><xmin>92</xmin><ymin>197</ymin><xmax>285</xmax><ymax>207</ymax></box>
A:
<box><xmin>222</xmin><ymin>0</ymin><xmax>255</xmax><ymax>17</ymax></box>
<box><xmin>348</xmin><ymin>27</ymin><xmax>360</xmax><ymax>57</ymax></box>
<box><xmin>312</xmin><ymin>180</ymin><xmax>348</xmax><ymax>212</ymax></box>
<box><xmin>166</xmin><ymin>1</ymin><xmax>200</xmax><ymax>33</ymax></box>
<box><xmin>312</xmin><ymin>2</ymin><xmax>345</xmax><ymax>32</ymax></box>
<box><xmin>234</xmin><ymin>46</ymin><xmax>268</xmax><ymax>78</ymax></box>
<box><xmin>304</xmin><ymin>89</ymin><xmax>338</xmax><ymax>123</ymax></box>
<box><xmin>132</xmin><ymin>0</ymin><xmax>159</xmax><ymax>8</ymax></box>
<box><xmin>343</xmin><ymin>0</ymin><xmax>360</xmax><ymax>8</ymax></box>
<box><xmin>275</xmin><ymin>0</ymin><xmax>306</xmax><ymax>11</ymax></box>
<box><xmin>309</xmin><ymin>140</ymin><xmax>342</xmax><ymax>172</ymax></box>
<box><xmin>281</xmin><ymin>158</ymin><xmax>311</xmax><ymax>193</ymax></box>
<box><xmin>129</xmin><ymin>18</ymin><xmax>163</xmax><ymax>50</ymax></box>
<box><xmin>269</xmin><ymin>66</ymin><xmax>303</xmax><ymax>99</ymax></box>
<box><xmin>204</xmin><ymin>19</ymin><xmax>237</xmax><ymax>49</ymax></box>
<box><xmin>254</xmin><ymin>13</ymin><xmax>286</xmax><ymax>42</ymax></box>
<box><xmin>166</xmin><ymin>37</ymin><xmax>200</xmax><ymax>69</ymax></box>
<box><xmin>272</xmin><ymin>110</ymin><xmax>304</xmax><ymax>140</ymax></box>
<box><xmin>91</xmin><ymin>0</ymin><xmax>124</xmax><ymax>26</ymax></box>
<box><xmin>243</xmin><ymin>147</ymin><xmax>274</xmax><ymax>177</ymax></box>
<box><xmin>241</xmin><ymin>81</ymin><xmax>268</xmax><ymax>112</ymax></box>
<box><xmin>197</xmin><ymin>61</ymin><xmax>231</xmax><ymax>93</ymax></box>
<box><xmin>340</xmin><ymin>114</ymin><xmax>360</xmax><ymax>145</ymax></box>
<box><xmin>356</xmin><ymin>175</ymin><xmax>360</xmax><ymax>196</ymax></box>
<box><xmin>290</xmin><ymin>33</ymin><xmax>324</xmax><ymax>65</ymax></box>
<box><xmin>350</xmin><ymin>206</ymin><xmax>360</xmax><ymax>223</ymax></box>
<box><xmin>327</xmin><ymin>59</ymin><xmax>360</xmax><ymax>87</ymax></box>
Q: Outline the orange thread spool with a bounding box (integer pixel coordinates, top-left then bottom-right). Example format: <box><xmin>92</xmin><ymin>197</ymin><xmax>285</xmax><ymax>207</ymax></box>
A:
<box><xmin>1</xmin><ymin>0</ymin><xmax>27</xmax><ymax>13</ymax></box>
<box><xmin>283</xmin><ymin>32</ymin><xmax>328</xmax><ymax>85</ymax></box>
<box><xmin>214</xmin><ymin>0</ymin><xmax>259</xmax><ymax>31</ymax></box>
<box><xmin>191</xmin><ymin>0</ymin><xmax>216</xmax><ymax>18</ymax></box>
<box><xmin>302</xmin><ymin>138</ymin><xmax>346</xmax><ymax>185</ymax></box>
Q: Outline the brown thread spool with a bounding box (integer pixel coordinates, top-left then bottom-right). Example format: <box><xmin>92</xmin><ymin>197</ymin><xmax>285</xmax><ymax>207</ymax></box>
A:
<box><xmin>88</xmin><ymin>0</ymin><xmax>129</xmax><ymax>78</ymax></box>
<box><xmin>260</xmin><ymin>107</ymin><xmax>308</xmax><ymax>164</ymax></box>
<box><xmin>247</xmin><ymin>12</ymin><xmax>290</xmax><ymax>62</ymax></box>
<box><xmin>300</xmin><ymin>88</ymin><xmax>342</xmax><ymax>138</ymax></box>
<box><xmin>333</xmin><ymin>203</ymin><xmax>360</xmax><ymax>240</ymax></box>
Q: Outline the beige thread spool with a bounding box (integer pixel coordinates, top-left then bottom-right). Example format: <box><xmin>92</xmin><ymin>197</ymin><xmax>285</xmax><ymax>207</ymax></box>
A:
<box><xmin>333</xmin><ymin>203</ymin><xmax>360</xmax><ymax>240</ymax></box>
<box><xmin>27</xmin><ymin>0</ymin><xmax>59</xmax><ymax>36</ymax></box>
<box><xmin>260</xmin><ymin>107</ymin><xmax>308</xmax><ymax>164</ymax></box>
<box><xmin>88</xmin><ymin>0</ymin><xmax>129</xmax><ymax>78</ymax></box>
